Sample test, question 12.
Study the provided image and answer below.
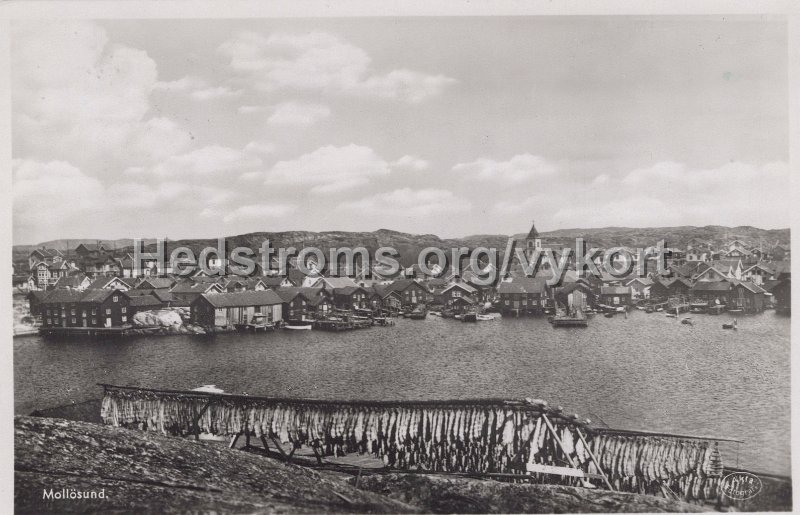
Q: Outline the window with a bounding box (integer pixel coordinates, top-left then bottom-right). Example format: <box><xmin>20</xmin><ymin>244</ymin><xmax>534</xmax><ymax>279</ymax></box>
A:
<box><xmin>46</xmin><ymin>309</ymin><xmax>50</xmax><ymax>316</ymax></box>
<box><xmin>92</xmin><ymin>308</ymin><xmax>97</xmax><ymax>315</ymax></box>
<box><xmin>47</xmin><ymin>319</ymin><xmax>51</xmax><ymax>325</ymax></box>
<box><xmin>105</xmin><ymin>308</ymin><xmax>111</xmax><ymax>315</ymax></box>
<box><xmin>92</xmin><ymin>318</ymin><xmax>96</xmax><ymax>325</ymax></box>
<box><xmin>121</xmin><ymin>316</ymin><xmax>127</xmax><ymax>323</ymax></box>
<box><xmin>82</xmin><ymin>311</ymin><xmax>86</xmax><ymax>318</ymax></box>
<box><xmin>71</xmin><ymin>318</ymin><xmax>76</xmax><ymax>324</ymax></box>
<box><xmin>121</xmin><ymin>307</ymin><xmax>127</xmax><ymax>313</ymax></box>
<box><xmin>71</xmin><ymin>308</ymin><xmax>76</xmax><ymax>316</ymax></box>
<box><xmin>113</xmin><ymin>295</ymin><xmax>118</xmax><ymax>302</ymax></box>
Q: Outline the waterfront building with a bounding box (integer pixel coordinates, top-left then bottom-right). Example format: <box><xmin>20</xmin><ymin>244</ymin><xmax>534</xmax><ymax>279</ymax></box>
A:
<box><xmin>39</xmin><ymin>289</ymin><xmax>132</xmax><ymax>328</ymax></box>
<box><xmin>599</xmin><ymin>286</ymin><xmax>632</xmax><ymax>306</ymax></box>
<box><xmin>439</xmin><ymin>281</ymin><xmax>478</xmax><ymax>312</ymax></box>
<box><xmin>191</xmin><ymin>290</ymin><xmax>284</xmax><ymax>328</ymax></box>
<box><xmin>742</xmin><ymin>263</ymin><xmax>774</xmax><ymax>286</ymax></box>
<box><xmin>496</xmin><ymin>277</ymin><xmax>549</xmax><ymax>315</ymax></box>
<box><xmin>625</xmin><ymin>277</ymin><xmax>653</xmax><ymax>300</ymax></box>
<box><xmin>386</xmin><ymin>278</ymin><xmax>432</xmax><ymax>307</ymax></box>
<box><xmin>275</xmin><ymin>287</ymin><xmax>329</xmax><ymax>320</ymax></box>
<box><xmin>169</xmin><ymin>281</ymin><xmax>224</xmax><ymax>306</ymax></box>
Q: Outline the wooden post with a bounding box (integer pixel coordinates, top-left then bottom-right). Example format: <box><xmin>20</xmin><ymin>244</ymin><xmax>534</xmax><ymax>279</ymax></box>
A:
<box><xmin>574</xmin><ymin>427</ymin><xmax>614</xmax><ymax>491</ymax></box>
<box><xmin>191</xmin><ymin>402</ymin><xmax>211</xmax><ymax>441</ymax></box>
<box><xmin>540</xmin><ymin>413</ymin><xmax>589</xmax><ymax>488</ymax></box>
<box><xmin>229</xmin><ymin>431</ymin><xmax>242</xmax><ymax>449</ymax></box>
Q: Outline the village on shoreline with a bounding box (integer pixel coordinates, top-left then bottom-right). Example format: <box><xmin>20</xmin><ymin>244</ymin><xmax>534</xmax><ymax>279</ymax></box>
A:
<box><xmin>13</xmin><ymin>222</ymin><xmax>791</xmax><ymax>337</ymax></box>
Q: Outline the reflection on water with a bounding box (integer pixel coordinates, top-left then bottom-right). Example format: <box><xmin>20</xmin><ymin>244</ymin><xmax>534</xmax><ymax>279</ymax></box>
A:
<box><xmin>14</xmin><ymin>310</ymin><xmax>790</xmax><ymax>475</ymax></box>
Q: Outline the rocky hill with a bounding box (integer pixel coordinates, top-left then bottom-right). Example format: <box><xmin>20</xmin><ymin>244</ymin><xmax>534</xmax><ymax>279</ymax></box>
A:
<box><xmin>15</xmin><ymin>416</ymin><xmax>715</xmax><ymax>514</ymax></box>
<box><xmin>14</xmin><ymin>226</ymin><xmax>789</xmax><ymax>270</ymax></box>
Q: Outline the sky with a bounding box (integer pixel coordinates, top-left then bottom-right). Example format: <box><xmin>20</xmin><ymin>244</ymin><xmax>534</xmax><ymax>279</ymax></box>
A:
<box><xmin>11</xmin><ymin>16</ymin><xmax>791</xmax><ymax>244</ymax></box>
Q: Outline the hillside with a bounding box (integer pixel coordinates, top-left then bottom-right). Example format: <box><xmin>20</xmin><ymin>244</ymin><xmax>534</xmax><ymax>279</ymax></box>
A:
<box><xmin>16</xmin><ymin>416</ymin><xmax>716</xmax><ymax>514</ymax></box>
<box><xmin>14</xmin><ymin>226</ymin><xmax>789</xmax><ymax>269</ymax></box>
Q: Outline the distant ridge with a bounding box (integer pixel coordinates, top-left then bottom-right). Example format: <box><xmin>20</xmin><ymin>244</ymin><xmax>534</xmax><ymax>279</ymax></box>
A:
<box><xmin>13</xmin><ymin>226</ymin><xmax>789</xmax><ymax>267</ymax></box>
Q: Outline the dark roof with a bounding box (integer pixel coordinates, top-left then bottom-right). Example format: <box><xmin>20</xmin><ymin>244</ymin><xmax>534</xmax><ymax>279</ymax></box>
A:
<box><xmin>526</xmin><ymin>221</ymin><xmax>539</xmax><ymax>240</ymax></box>
<box><xmin>80</xmin><ymin>289</ymin><xmax>124</xmax><ymax>304</ymax></box>
<box><xmin>129</xmin><ymin>294</ymin><xmax>163</xmax><ymax>307</ymax></box>
<box><xmin>600</xmin><ymin>286</ymin><xmax>631</xmax><ymax>295</ymax></box>
<box><xmin>27</xmin><ymin>290</ymin><xmax>52</xmax><ymax>301</ymax></box>
<box><xmin>318</xmin><ymin>277</ymin><xmax>360</xmax><ymax>289</ymax></box>
<box><xmin>40</xmin><ymin>290</ymin><xmax>87</xmax><ymax>304</ymax></box>
<box><xmin>442</xmin><ymin>281</ymin><xmax>478</xmax><ymax>294</ymax></box>
<box><xmin>387</xmin><ymin>278</ymin><xmax>429</xmax><ymax>293</ymax></box>
<box><xmin>333</xmin><ymin>286</ymin><xmax>366</xmax><ymax>296</ymax></box>
<box><xmin>275</xmin><ymin>287</ymin><xmax>325</xmax><ymax>303</ymax></box>
<box><xmin>170</xmin><ymin>281</ymin><xmax>222</xmax><ymax>294</ymax></box>
<box><xmin>691</xmin><ymin>281</ymin><xmax>732</xmax><ymax>292</ymax></box>
<box><xmin>732</xmin><ymin>279</ymin><xmax>767</xmax><ymax>294</ymax></box>
<box><xmin>87</xmin><ymin>277</ymin><xmax>131</xmax><ymax>290</ymax></box>
<box><xmin>52</xmin><ymin>275</ymin><xmax>88</xmax><ymax>289</ymax></box>
<box><xmin>497</xmin><ymin>277</ymin><xmax>547</xmax><ymax>295</ymax></box>
<box><xmin>261</xmin><ymin>277</ymin><xmax>289</xmax><ymax>287</ymax></box>
<box><xmin>197</xmin><ymin>290</ymin><xmax>283</xmax><ymax>308</ymax></box>
<box><xmin>136</xmin><ymin>277</ymin><xmax>176</xmax><ymax>289</ymax></box>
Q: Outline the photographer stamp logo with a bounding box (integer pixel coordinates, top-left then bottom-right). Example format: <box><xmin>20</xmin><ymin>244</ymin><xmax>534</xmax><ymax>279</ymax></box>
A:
<box><xmin>720</xmin><ymin>472</ymin><xmax>762</xmax><ymax>500</ymax></box>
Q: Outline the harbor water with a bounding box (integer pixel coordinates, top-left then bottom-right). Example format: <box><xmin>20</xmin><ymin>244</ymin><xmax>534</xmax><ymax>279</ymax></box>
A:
<box><xmin>14</xmin><ymin>309</ymin><xmax>790</xmax><ymax>476</ymax></box>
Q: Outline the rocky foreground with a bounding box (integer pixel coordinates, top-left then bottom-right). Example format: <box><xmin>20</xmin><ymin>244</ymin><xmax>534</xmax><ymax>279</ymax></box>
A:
<box><xmin>15</xmin><ymin>416</ymin><xmax>716</xmax><ymax>514</ymax></box>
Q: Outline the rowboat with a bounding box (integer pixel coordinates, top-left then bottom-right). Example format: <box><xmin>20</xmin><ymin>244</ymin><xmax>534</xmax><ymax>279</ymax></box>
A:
<box><xmin>475</xmin><ymin>314</ymin><xmax>495</xmax><ymax>321</ymax></box>
<box><xmin>284</xmin><ymin>323</ymin><xmax>312</xmax><ymax>330</ymax></box>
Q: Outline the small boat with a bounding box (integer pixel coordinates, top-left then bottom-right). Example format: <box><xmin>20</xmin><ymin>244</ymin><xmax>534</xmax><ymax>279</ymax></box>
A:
<box><xmin>681</xmin><ymin>318</ymin><xmax>693</xmax><ymax>325</ymax></box>
<box><xmin>284</xmin><ymin>322</ymin><xmax>313</xmax><ymax>330</ymax></box>
<box><xmin>727</xmin><ymin>308</ymin><xmax>743</xmax><ymax>314</ymax></box>
<box><xmin>604</xmin><ymin>313</ymin><xmax>614</xmax><ymax>318</ymax></box>
<box><xmin>645</xmin><ymin>306</ymin><xmax>654</xmax><ymax>313</ymax></box>
<box><xmin>429</xmin><ymin>311</ymin><xmax>442</xmax><ymax>317</ymax></box>
<box><xmin>461</xmin><ymin>312</ymin><xmax>478</xmax><ymax>322</ymax></box>
<box><xmin>655</xmin><ymin>307</ymin><xmax>664</xmax><ymax>312</ymax></box>
<box><xmin>476</xmin><ymin>314</ymin><xmax>495</xmax><ymax>321</ymax></box>
<box><xmin>723</xmin><ymin>319</ymin><xmax>738</xmax><ymax>330</ymax></box>
<box><xmin>407</xmin><ymin>309</ymin><xmax>427</xmax><ymax>320</ymax></box>
<box><xmin>665</xmin><ymin>313</ymin><xmax>676</xmax><ymax>318</ymax></box>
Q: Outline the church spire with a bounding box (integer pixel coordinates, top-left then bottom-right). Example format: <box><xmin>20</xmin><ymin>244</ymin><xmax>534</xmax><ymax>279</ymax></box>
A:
<box><xmin>527</xmin><ymin>220</ymin><xmax>539</xmax><ymax>240</ymax></box>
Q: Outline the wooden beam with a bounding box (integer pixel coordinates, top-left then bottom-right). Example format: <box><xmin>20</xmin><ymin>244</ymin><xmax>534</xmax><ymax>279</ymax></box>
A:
<box><xmin>541</xmin><ymin>413</ymin><xmax>589</xmax><ymax>488</ymax></box>
<box><xmin>575</xmin><ymin>427</ymin><xmax>615</xmax><ymax>491</ymax></box>
<box><xmin>229</xmin><ymin>432</ymin><xmax>242</xmax><ymax>449</ymax></box>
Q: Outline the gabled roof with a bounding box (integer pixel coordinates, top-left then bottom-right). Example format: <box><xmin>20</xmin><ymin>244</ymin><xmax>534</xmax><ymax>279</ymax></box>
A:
<box><xmin>600</xmin><ymin>286</ymin><xmax>631</xmax><ymax>295</ymax></box>
<box><xmin>136</xmin><ymin>277</ymin><xmax>176</xmax><ymax>289</ymax></box>
<box><xmin>170</xmin><ymin>281</ymin><xmax>223</xmax><ymax>294</ymax></box>
<box><xmin>31</xmin><ymin>248</ymin><xmax>63</xmax><ymax>258</ymax></box>
<box><xmin>128</xmin><ymin>294</ymin><xmax>163</xmax><ymax>307</ymax></box>
<box><xmin>497</xmin><ymin>277</ymin><xmax>547</xmax><ymax>295</ymax></box>
<box><xmin>80</xmin><ymin>289</ymin><xmax>125</xmax><ymax>304</ymax></box>
<box><xmin>87</xmin><ymin>276</ymin><xmax>132</xmax><ymax>290</ymax></box>
<box><xmin>691</xmin><ymin>281</ymin><xmax>732</xmax><ymax>292</ymax></box>
<box><xmin>197</xmin><ymin>290</ymin><xmax>283</xmax><ymax>308</ymax></box>
<box><xmin>316</xmin><ymin>277</ymin><xmax>360</xmax><ymax>289</ymax></box>
<box><xmin>333</xmin><ymin>285</ymin><xmax>366</xmax><ymax>296</ymax></box>
<box><xmin>27</xmin><ymin>290</ymin><xmax>52</xmax><ymax>301</ymax></box>
<box><xmin>743</xmin><ymin>263</ymin><xmax>774</xmax><ymax>275</ymax></box>
<box><xmin>260</xmin><ymin>276</ymin><xmax>290</xmax><ymax>287</ymax></box>
<box><xmin>441</xmin><ymin>281</ymin><xmax>478</xmax><ymax>294</ymax></box>
<box><xmin>731</xmin><ymin>279</ymin><xmax>767</xmax><ymax>294</ymax></box>
<box><xmin>52</xmin><ymin>275</ymin><xmax>89</xmax><ymax>289</ymax></box>
<box><xmin>275</xmin><ymin>287</ymin><xmax>325</xmax><ymax>303</ymax></box>
<box><xmin>40</xmin><ymin>290</ymin><xmax>85</xmax><ymax>304</ymax></box>
<box><xmin>625</xmin><ymin>277</ymin><xmax>653</xmax><ymax>287</ymax></box>
<box><xmin>387</xmin><ymin>278</ymin><xmax>429</xmax><ymax>293</ymax></box>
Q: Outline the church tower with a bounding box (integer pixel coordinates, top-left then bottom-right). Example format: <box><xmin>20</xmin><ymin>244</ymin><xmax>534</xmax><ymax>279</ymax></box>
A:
<box><xmin>526</xmin><ymin>220</ymin><xmax>542</xmax><ymax>257</ymax></box>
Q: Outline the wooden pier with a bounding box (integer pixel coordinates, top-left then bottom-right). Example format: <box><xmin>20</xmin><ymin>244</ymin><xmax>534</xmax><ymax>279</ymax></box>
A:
<box><xmin>38</xmin><ymin>325</ymin><xmax>162</xmax><ymax>338</ymax></box>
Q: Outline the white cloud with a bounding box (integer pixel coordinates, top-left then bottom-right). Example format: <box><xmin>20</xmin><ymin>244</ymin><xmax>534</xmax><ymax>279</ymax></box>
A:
<box><xmin>243</xmin><ymin>141</ymin><xmax>276</xmax><ymax>156</ymax></box>
<box><xmin>13</xmin><ymin>160</ymin><xmax>105</xmax><ymax>236</ymax></box>
<box><xmin>223</xmin><ymin>204</ymin><xmax>298</xmax><ymax>223</ymax></box>
<box><xmin>129</xmin><ymin>145</ymin><xmax>264</xmax><ymax>180</ymax></box>
<box><xmin>592</xmin><ymin>173</ymin><xmax>610</xmax><ymax>186</ymax></box>
<box><xmin>453</xmin><ymin>154</ymin><xmax>557</xmax><ymax>185</ymax></box>
<box><xmin>391</xmin><ymin>155</ymin><xmax>430</xmax><ymax>172</ymax></box>
<box><xmin>266</xmin><ymin>144</ymin><xmax>391</xmax><ymax>194</ymax></box>
<box><xmin>338</xmin><ymin>188</ymin><xmax>471</xmax><ymax>217</ymax></box>
<box><xmin>155</xmin><ymin>76</ymin><xmax>241</xmax><ymax>101</ymax></box>
<box><xmin>238</xmin><ymin>105</ymin><xmax>269</xmax><ymax>114</ymax></box>
<box><xmin>12</xmin><ymin>20</ymin><xmax>192</xmax><ymax>171</ymax></box>
<box><xmin>218</xmin><ymin>31</ymin><xmax>456</xmax><ymax>103</ymax></box>
<box><xmin>267</xmin><ymin>102</ymin><xmax>331</xmax><ymax>126</ymax></box>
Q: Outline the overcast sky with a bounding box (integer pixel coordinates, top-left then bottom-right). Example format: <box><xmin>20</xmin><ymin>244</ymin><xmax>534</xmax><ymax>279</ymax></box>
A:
<box><xmin>11</xmin><ymin>16</ymin><xmax>790</xmax><ymax>244</ymax></box>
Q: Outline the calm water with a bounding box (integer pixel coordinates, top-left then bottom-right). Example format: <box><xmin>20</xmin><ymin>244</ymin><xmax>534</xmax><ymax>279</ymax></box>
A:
<box><xmin>14</xmin><ymin>310</ymin><xmax>791</xmax><ymax>476</ymax></box>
